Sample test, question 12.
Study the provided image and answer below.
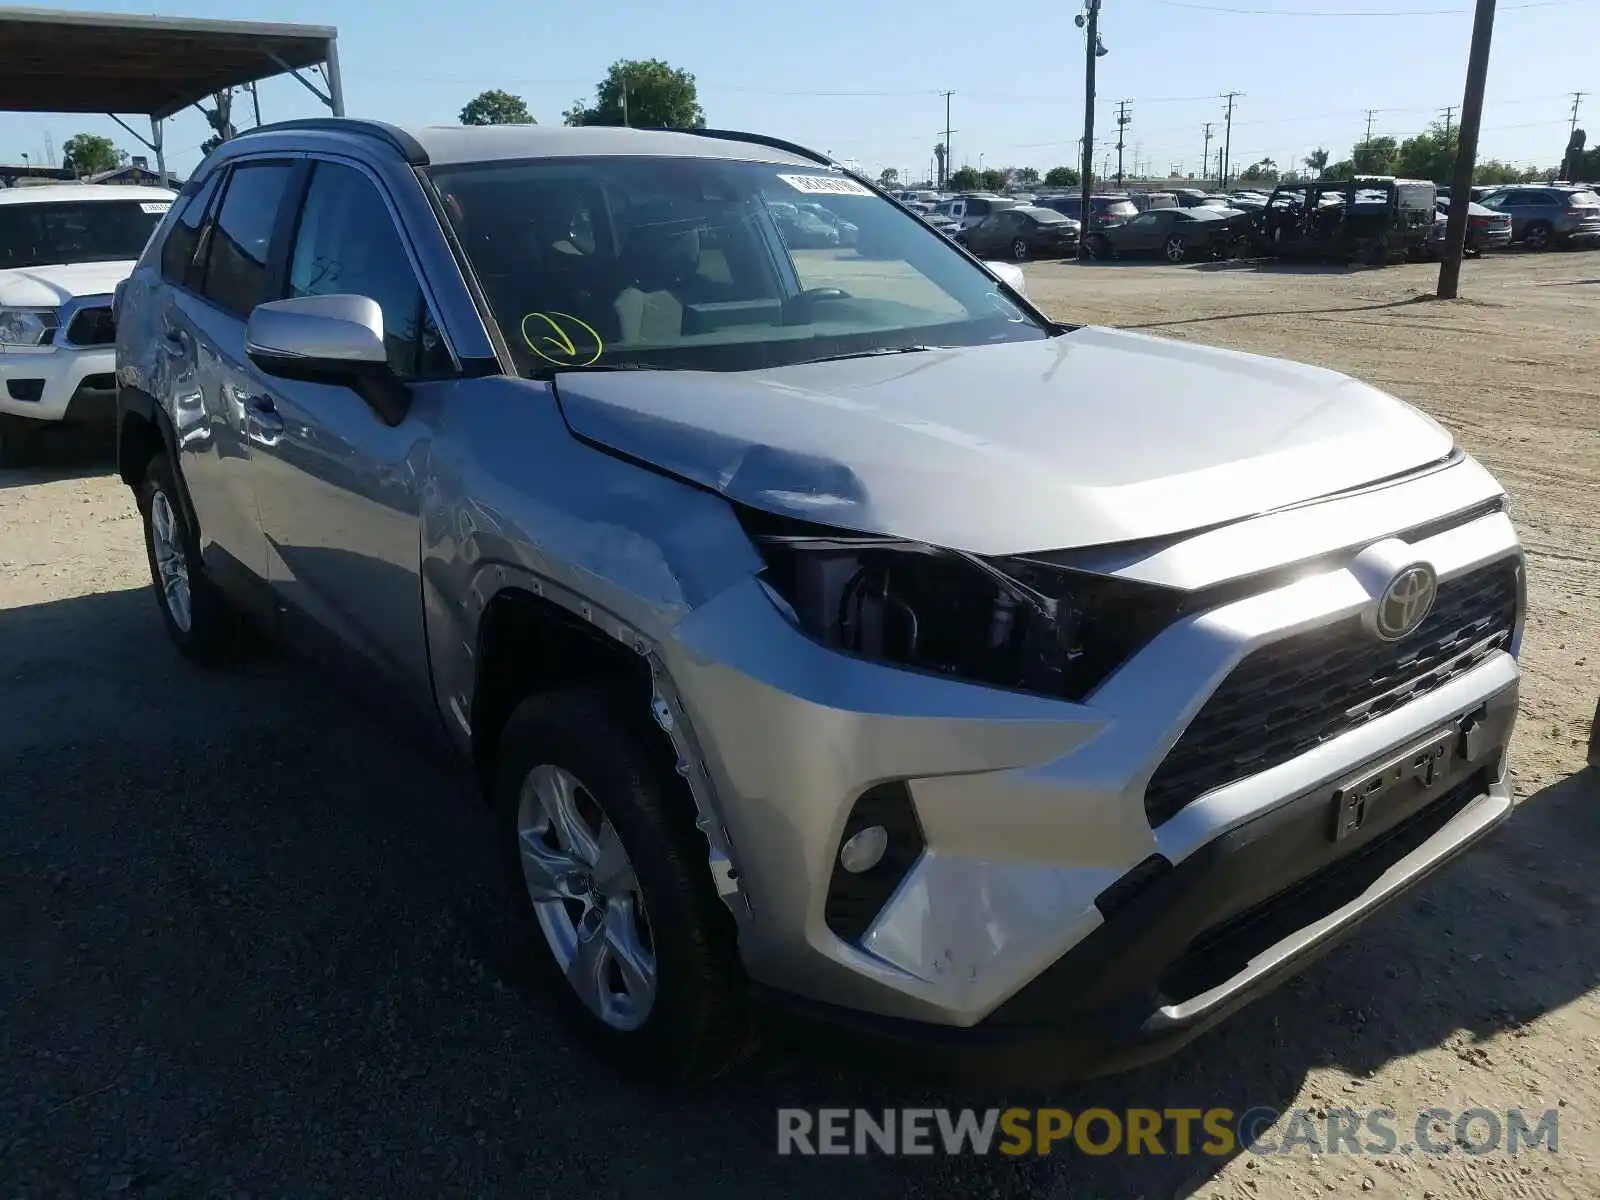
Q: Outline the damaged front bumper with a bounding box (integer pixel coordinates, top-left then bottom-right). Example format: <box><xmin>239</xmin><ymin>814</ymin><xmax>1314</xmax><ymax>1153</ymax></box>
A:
<box><xmin>659</xmin><ymin>487</ymin><xmax>1523</xmax><ymax>1034</ymax></box>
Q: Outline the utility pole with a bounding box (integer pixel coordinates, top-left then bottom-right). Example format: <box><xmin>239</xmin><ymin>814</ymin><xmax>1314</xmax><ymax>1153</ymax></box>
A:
<box><xmin>1439</xmin><ymin>0</ymin><xmax>1498</xmax><ymax>300</ymax></box>
<box><xmin>1364</xmin><ymin>109</ymin><xmax>1376</xmax><ymax>142</ymax></box>
<box><xmin>1220</xmin><ymin>91</ymin><xmax>1241</xmax><ymax>189</ymax></box>
<box><xmin>1077</xmin><ymin>0</ymin><xmax>1101</xmax><ymax>261</ymax></box>
<box><xmin>941</xmin><ymin>90</ymin><xmax>955</xmax><ymax>187</ymax></box>
<box><xmin>1202</xmin><ymin>122</ymin><xmax>1214</xmax><ymax>185</ymax></box>
<box><xmin>1114</xmin><ymin>99</ymin><xmax>1132</xmax><ymax>187</ymax></box>
<box><xmin>1442</xmin><ymin>106</ymin><xmax>1455</xmax><ymax>138</ymax></box>
<box><xmin>1570</xmin><ymin>92</ymin><xmax>1586</xmax><ymax>137</ymax></box>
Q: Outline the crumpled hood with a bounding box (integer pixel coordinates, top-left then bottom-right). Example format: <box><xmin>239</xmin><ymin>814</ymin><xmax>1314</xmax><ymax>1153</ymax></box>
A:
<box><xmin>555</xmin><ymin>327</ymin><xmax>1453</xmax><ymax>556</ymax></box>
<box><xmin>0</xmin><ymin>260</ymin><xmax>136</xmax><ymax>307</ymax></box>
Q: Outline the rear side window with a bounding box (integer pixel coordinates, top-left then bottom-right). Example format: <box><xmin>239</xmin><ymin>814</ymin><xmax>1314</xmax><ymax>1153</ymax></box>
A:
<box><xmin>199</xmin><ymin>161</ymin><xmax>293</xmax><ymax>319</ymax></box>
<box><xmin>159</xmin><ymin>174</ymin><xmax>220</xmax><ymax>286</ymax></box>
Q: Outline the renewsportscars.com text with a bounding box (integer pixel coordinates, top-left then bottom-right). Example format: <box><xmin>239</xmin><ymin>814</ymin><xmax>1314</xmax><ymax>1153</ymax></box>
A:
<box><xmin>776</xmin><ymin>1107</ymin><xmax>1560</xmax><ymax>1158</ymax></box>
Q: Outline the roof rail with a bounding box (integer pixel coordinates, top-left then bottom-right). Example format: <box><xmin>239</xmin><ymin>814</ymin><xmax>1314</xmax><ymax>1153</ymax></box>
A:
<box><xmin>683</xmin><ymin>127</ymin><xmax>834</xmax><ymax>167</ymax></box>
<box><xmin>231</xmin><ymin>118</ymin><xmax>428</xmax><ymax>165</ymax></box>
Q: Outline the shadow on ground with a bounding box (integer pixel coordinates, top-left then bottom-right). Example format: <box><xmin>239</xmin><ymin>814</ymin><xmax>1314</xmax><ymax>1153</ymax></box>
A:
<box><xmin>2</xmin><ymin>585</ymin><xmax>1596</xmax><ymax>1197</ymax></box>
<box><xmin>0</xmin><ymin>424</ymin><xmax>116</xmax><ymax>491</ymax></box>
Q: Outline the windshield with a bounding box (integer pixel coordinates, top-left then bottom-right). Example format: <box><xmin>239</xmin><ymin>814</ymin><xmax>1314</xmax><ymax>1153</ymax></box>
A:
<box><xmin>0</xmin><ymin>198</ymin><xmax>169</xmax><ymax>270</ymax></box>
<box><xmin>428</xmin><ymin>156</ymin><xmax>1046</xmax><ymax>375</ymax></box>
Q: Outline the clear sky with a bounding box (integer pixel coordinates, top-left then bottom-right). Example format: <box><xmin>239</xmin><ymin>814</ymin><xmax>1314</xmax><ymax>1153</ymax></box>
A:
<box><xmin>3</xmin><ymin>0</ymin><xmax>1597</xmax><ymax>182</ymax></box>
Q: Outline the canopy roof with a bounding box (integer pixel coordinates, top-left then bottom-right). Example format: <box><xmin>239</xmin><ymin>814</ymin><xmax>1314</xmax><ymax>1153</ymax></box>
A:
<box><xmin>0</xmin><ymin>7</ymin><xmax>339</xmax><ymax>120</ymax></box>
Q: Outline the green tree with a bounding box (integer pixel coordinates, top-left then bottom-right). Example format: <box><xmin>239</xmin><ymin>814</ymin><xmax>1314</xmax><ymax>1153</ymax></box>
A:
<box><xmin>878</xmin><ymin>167</ymin><xmax>899</xmax><ymax>188</ymax></box>
<box><xmin>563</xmin><ymin>59</ymin><xmax>705</xmax><ymax>129</ymax></box>
<box><xmin>1351</xmin><ymin>136</ymin><xmax>1398</xmax><ymax>175</ymax></box>
<box><xmin>1325</xmin><ymin>158</ymin><xmax>1355</xmax><ymax>180</ymax></box>
<box><xmin>1043</xmin><ymin>165</ymin><xmax>1080</xmax><ymax>188</ymax></box>
<box><xmin>1396</xmin><ymin>121</ymin><xmax>1457</xmax><ymax>182</ymax></box>
<box><xmin>1303</xmin><ymin>147</ymin><xmax>1329</xmax><ymax>178</ymax></box>
<box><xmin>948</xmin><ymin>165</ymin><xmax>982</xmax><ymax>191</ymax></box>
<box><xmin>1012</xmin><ymin>166</ymin><xmax>1040</xmax><ymax>186</ymax></box>
<box><xmin>1240</xmin><ymin>157</ymin><xmax>1278</xmax><ymax>183</ymax></box>
<box><xmin>459</xmin><ymin>89</ymin><xmax>535</xmax><ymax>126</ymax></box>
<box><xmin>61</xmin><ymin>133</ymin><xmax>125</xmax><ymax>177</ymax></box>
<box><xmin>979</xmin><ymin>167</ymin><xmax>1007</xmax><ymax>192</ymax></box>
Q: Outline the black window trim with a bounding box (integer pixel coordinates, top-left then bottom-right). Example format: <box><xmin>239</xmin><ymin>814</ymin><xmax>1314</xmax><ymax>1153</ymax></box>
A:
<box><xmin>290</xmin><ymin>151</ymin><xmax>464</xmax><ymax>380</ymax></box>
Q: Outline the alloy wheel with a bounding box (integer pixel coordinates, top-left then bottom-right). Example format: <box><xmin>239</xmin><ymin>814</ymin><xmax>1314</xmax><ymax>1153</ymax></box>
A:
<box><xmin>1166</xmin><ymin>236</ymin><xmax>1187</xmax><ymax>263</ymax></box>
<box><xmin>149</xmin><ymin>489</ymin><xmax>192</xmax><ymax>633</ymax></box>
<box><xmin>1012</xmin><ymin>238</ymin><xmax>1028</xmax><ymax>260</ymax></box>
<box><xmin>516</xmin><ymin>763</ymin><xmax>657</xmax><ymax>1031</ymax></box>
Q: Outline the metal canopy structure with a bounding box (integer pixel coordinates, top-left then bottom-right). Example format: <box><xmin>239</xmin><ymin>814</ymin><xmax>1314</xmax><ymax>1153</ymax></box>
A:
<box><xmin>0</xmin><ymin>6</ymin><xmax>342</xmax><ymax>182</ymax></box>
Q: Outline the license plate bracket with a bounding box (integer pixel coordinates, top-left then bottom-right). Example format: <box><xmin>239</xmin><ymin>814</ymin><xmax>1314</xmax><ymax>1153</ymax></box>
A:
<box><xmin>1330</xmin><ymin>726</ymin><xmax>1456</xmax><ymax>842</ymax></box>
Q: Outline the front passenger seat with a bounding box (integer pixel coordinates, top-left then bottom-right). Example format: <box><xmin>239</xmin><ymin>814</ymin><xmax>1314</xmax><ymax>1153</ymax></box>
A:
<box><xmin>613</xmin><ymin>215</ymin><xmax>704</xmax><ymax>344</ymax></box>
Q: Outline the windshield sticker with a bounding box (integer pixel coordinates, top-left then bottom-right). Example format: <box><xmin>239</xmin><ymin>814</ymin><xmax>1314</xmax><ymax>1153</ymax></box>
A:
<box><xmin>521</xmin><ymin>311</ymin><xmax>604</xmax><ymax>367</ymax></box>
<box><xmin>140</xmin><ymin>202</ymin><xmax>172</xmax><ymax>214</ymax></box>
<box><xmin>777</xmin><ymin>174</ymin><xmax>874</xmax><ymax>198</ymax></box>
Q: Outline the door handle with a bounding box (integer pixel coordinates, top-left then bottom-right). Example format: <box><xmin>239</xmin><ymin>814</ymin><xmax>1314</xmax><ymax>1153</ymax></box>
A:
<box><xmin>243</xmin><ymin>393</ymin><xmax>285</xmax><ymax>444</ymax></box>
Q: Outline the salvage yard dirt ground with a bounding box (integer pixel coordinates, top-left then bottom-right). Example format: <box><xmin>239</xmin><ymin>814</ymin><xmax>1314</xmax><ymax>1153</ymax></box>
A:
<box><xmin>2</xmin><ymin>252</ymin><xmax>1597</xmax><ymax>1199</ymax></box>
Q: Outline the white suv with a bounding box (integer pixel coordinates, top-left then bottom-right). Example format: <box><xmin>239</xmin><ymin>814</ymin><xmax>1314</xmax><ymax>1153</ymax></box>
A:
<box><xmin>0</xmin><ymin>183</ymin><xmax>175</xmax><ymax>466</ymax></box>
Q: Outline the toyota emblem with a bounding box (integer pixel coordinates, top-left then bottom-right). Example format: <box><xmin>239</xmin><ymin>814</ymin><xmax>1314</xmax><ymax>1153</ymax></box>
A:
<box><xmin>1373</xmin><ymin>563</ymin><xmax>1438</xmax><ymax>641</ymax></box>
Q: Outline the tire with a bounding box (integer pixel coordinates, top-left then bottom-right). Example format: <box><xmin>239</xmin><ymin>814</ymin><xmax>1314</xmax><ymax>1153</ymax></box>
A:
<box><xmin>1523</xmin><ymin>221</ymin><xmax>1552</xmax><ymax>251</ymax></box>
<box><xmin>1088</xmin><ymin>234</ymin><xmax>1113</xmax><ymax>260</ymax></box>
<box><xmin>1011</xmin><ymin>238</ymin><xmax>1029</xmax><ymax>261</ymax></box>
<box><xmin>0</xmin><ymin>415</ymin><xmax>41</xmax><ymax>469</ymax></box>
<box><xmin>1164</xmin><ymin>235</ymin><xmax>1187</xmax><ymax>263</ymax></box>
<box><xmin>137</xmin><ymin>453</ymin><xmax>250</xmax><ymax>666</ymax></box>
<box><xmin>494</xmin><ymin>682</ymin><xmax>750</xmax><ymax>1083</ymax></box>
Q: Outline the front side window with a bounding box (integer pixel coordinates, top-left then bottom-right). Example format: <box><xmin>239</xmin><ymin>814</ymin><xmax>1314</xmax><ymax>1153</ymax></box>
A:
<box><xmin>199</xmin><ymin>161</ymin><xmax>293</xmax><ymax>319</ymax></box>
<box><xmin>0</xmin><ymin>197</ymin><xmax>171</xmax><ymax>271</ymax></box>
<box><xmin>288</xmin><ymin>160</ymin><xmax>452</xmax><ymax>378</ymax></box>
<box><xmin>429</xmin><ymin>156</ymin><xmax>1046</xmax><ymax>375</ymax></box>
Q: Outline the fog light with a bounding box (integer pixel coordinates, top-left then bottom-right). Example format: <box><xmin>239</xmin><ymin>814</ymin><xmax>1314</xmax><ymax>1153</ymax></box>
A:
<box><xmin>838</xmin><ymin>824</ymin><xmax>888</xmax><ymax>874</ymax></box>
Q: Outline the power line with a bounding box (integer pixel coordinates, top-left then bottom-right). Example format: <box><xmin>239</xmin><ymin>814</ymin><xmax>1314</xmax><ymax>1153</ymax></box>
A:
<box><xmin>1153</xmin><ymin>0</ymin><xmax>1580</xmax><ymax>14</ymax></box>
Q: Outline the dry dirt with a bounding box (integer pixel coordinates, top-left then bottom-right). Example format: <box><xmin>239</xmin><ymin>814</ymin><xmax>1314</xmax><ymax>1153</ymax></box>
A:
<box><xmin>1</xmin><ymin>251</ymin><xmax>1596</xmax><ymax>1199</ymax></box>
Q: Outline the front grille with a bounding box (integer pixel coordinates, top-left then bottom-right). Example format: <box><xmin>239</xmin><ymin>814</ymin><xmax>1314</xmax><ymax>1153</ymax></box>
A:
<box><xmin>1144</xmin><ymin>557</ymin><xmax>1519</xmax><ymax>827</ymax></box>
<box><xmin>63</xmin><ymin>305</ymin><xmax>115</xmax><ymax>347</ymax></box>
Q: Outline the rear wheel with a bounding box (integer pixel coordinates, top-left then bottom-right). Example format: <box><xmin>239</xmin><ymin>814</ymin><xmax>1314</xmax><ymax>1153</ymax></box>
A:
<box><xmin>1164</xmin><ymin>235</ymin><xmax>1187</xmax><ymax>263</ymax></box>
<box><xmin>1011</xmin><ymin>237</ymin><xmax>1029</xmax><ymax>261</ymax></box>
<box><xmin>494</xmin><ymin>683</ymin><xmax>750</xmax><ymax>1082</ymax></box>
<box><xmin>137</xmin><ymin>454</ymin><xmax>251</xmax><ymax>665</ymax></box>
<box><xmin>1523</xmin><ymin>221</ymin><xmax>1552</xmax><ymax>251</ymax></box>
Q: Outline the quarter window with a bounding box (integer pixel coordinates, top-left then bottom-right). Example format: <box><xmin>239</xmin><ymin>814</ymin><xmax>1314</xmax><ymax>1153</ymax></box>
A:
<box><xmin>159</xmin><ymin>172</ymin><xmax>221</xmax><ymax>287</ymax></box>
<box><xmin>199</xmin><ymin>161</ymin><xmax>294</xmax><ymax>318</ymax></box>
<box><xmin>288</xmin><ymin>161</ymin><xmax>452</xmax><ymax>379</ymax></box>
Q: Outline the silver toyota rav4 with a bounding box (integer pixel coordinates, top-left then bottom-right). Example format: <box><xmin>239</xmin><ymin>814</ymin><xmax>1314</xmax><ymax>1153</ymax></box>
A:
<box><xmin>114</xmin><ymin>119</ymin><xmax>1525</xmax><ymax>1082</ymax></box>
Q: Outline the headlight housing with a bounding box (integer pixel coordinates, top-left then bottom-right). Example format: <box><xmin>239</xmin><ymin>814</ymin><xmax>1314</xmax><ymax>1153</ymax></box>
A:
<box><xmin>741</xmin><ymin>511</ymin><xmax>1191</xmax><ymax>702</ymax></box>
<box><xmin>0</xmin><ymin>307</ymin><xmax>58</xmax><ymax>347</ymax></box>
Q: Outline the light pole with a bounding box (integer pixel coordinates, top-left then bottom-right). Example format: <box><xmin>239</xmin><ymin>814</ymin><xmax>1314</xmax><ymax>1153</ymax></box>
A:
<box><xmin>1075</xmin><ymin>0</ymin><xmax>1107</xmax><ymax>260</ymax></box>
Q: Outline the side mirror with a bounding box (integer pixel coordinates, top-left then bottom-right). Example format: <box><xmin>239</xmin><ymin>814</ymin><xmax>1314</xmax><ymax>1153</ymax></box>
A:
<box><xmin>245</xmin><ymin>294</ymin><xmax>410</xmax><ymax>426</ymax></box>
<box><xmin>985</xmin><ymin>261</ymin><xmax>1028</xmax><ymax>298</ymax></box>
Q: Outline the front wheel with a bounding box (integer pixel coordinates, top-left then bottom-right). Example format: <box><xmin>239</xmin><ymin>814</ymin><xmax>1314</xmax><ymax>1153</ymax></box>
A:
<box><xmin>1164</xmin><ymin>235</ymin><xmax>1187</xmax><ymax>263</ymax></box>
<box><xmin>1087</xmin><ymin>234</ymin><xmax>1112</xmax><ymax>260</ymax></box>
<box><xmin>494</xmin><ymin>683</ymin><xmax>750</xmax><ymax>1082</ymax></box>
<box><xmin>1523</xmin><ymin>221</ymin><xmax>1552</xmax><ymax>251</ymax></box>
